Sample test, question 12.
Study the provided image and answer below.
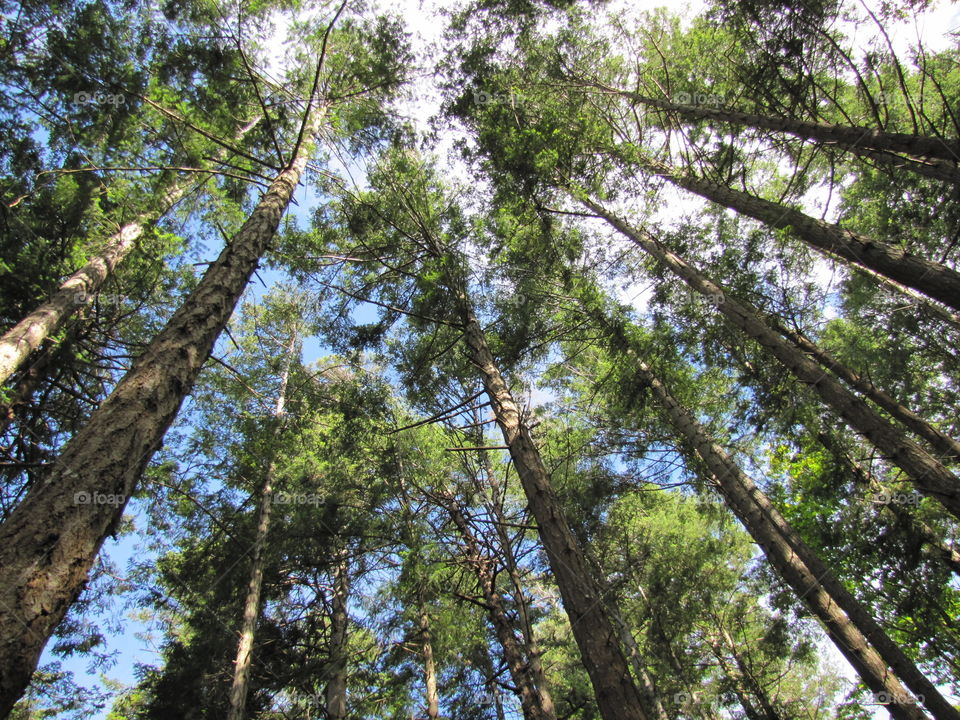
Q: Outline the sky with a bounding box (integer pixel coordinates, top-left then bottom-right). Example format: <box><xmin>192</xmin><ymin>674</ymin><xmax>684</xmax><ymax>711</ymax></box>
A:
<box><xmin>30</xmin><ymin>0</ymin><xmax>960</xmax><ymax>716</ymax></box>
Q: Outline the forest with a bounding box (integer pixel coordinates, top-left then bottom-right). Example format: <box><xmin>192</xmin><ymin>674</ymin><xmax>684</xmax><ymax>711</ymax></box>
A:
<box><xmin>0</xmin><ymin>0</ymin><xmax>958</xmax><ymax>717</ymax></box>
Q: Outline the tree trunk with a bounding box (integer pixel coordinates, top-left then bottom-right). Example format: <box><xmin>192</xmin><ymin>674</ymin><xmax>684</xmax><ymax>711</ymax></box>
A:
<box><xmin>580</xmin><ymin>198</ymin><xmax>960</xmax><ymax>520</ymax></box>
<box><xmin>625</xmin><ymin>158</ymin><xmax>960</xmax><ymax>314</ymax></box>
<box><xmin>459</xmin><ymin>304</ymin><xmax>651</xmax><ymax>720</ymax></box>
<box><xmin>443</xmin><ymin>492</ymin><xmax>557</xmax><ymax>720</ymax></box>
<box><xmin>817</xmin><ymin>430</ymin><xmax>960</xmax><ymax>577</ymax></box>
<box><xmin>607</xmin><ymin>87</ymin><xmax>960</xmax><ymax>169</ymax></box>
<box><xmin>325</xmin><ymin>546</ymin><xmax>350</xmax><ymax>720</ymax></box>
<box><xmin>418</xmin><ymin>587</ymin><xmax>440</xmax><ymax>720</ymax></box>
<box><xmin>609</xmin><ymin>337</ymin><xmax>951</xmax><ymax>720</ymax></box>
<box><xmin>0</xmin><ymin>117</ymin><xmax>261</xmax><ymax>387</ymax></box>
<box><xmin>474</xmin><ymin>450</ymin><xmax>557</xmax><ymax>717</ymax></box>
<box><xmin>774</xmin><ymin>324</ymin><xmax>960</xmax><ymax>462</ymax></box>
<box><xmin>0</xmin><ymin>106</ymin><xmax>324</xmax><ymax>718</ymax></box>
<box><xmin>706</xmin><ymin>622</ymin><xmax>783</xmax><ymax>720</ymax></box>
<box><xmin>225</xmin><ymin>329</ymin><xmax>296</xmax><ymax>720</ymax></box>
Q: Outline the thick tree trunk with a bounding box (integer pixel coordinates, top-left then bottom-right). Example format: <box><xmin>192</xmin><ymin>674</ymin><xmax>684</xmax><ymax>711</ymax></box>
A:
<box><xmin>608</xmin><ymin>88</ymin><xmax>960</xmax><ymax>168</ymax></box>
<box><xmin>443</xmin><ymin>492</ymin><xmax>557</xmax><ymax>720</ymax></box>
<box><xmin>0</xmin><ymin>107</ymin><xmax>324</xmax><ymax>718</ymax></box>
<box><xmin>325</xmin><ymin>547</ymin><xmax>350</xmax><ymax>720</ymax></box>
<box><xmin>0</xmin><ymin>117</ymin><xmax>261</xmax><ymax>387</ymax></box>
<box><xmin>627</xmin><ymin>158</ymin><xmax>960</xmax><ymax>313</ymax></box>
<box><xmin>613</xmin><ymin>341</ymin><xmax>951</xmax><ymax>719</ymax></box>
<box><xmin>226</xmin><ymin>329</ymin><xmax>296</xmax><ymax>720</ymax></box>
<box><xmin>459</xmin><ymin>305</ymin><xmax>651</xmax><ymax>720</ymax></box>
<box><xmin>772</xmin><ymin>323</ymin><xmax>960</xmax><ymax>462</ymax></box>
<box><xmin>581</xmin><ymin>198</ymin><xmax>960</xmax><ymax>520</ymax></box>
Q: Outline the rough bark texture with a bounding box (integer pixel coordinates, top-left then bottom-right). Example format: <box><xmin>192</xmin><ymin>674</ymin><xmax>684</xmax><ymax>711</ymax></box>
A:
<box><xmin>0</xmin><ymin>117</ymin><xmax>260</xmax><ymax>387</ymax></box>
<box><xmin>460</xmin><ymin>306</ymin><xmax>650</xmax><ymax>720</ymax></box>
<box><xmin>775</xmin><ymin>324</ymin><xmax>960</xmax><ymax>462</ymax></box>
<box><xmin>581</xmin><ymin>198</ymin><xmax>960</xmax><ymax>519</ymax></box>
<box><xmin>0</xmin><ymin>108</ymin><xmax>323</xmax><ymax>718</ymax></box>
<box><xmin>633</xmin><ymin>159</ymin><xmax>960</xmax><ymax>313</ymax></box>
<box><xmin>616</xmin><ymin>89</ymin><xmax>960</xmax><ymax>166</ymax></box>
<box><xmin>622</xmin><ymin>350</ymin><xmax>950</xmax><ymax>720</ymax></box>
<box><xmin>444</xmin><ymin>493</ymin><xmax>557</xmax><ymax>720</ymax></box>
<box><xmin>325</xmin><ymin>547</ymin><xmax>350</xmax><ymax>720</ymax></box>
<box><xmin>0</xmin><ymin>222</ymin><xmax>143</xmax><ymax>386</ymax></box>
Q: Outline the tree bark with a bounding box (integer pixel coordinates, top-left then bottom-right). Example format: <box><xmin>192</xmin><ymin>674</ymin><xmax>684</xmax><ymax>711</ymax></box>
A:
<box><xmin>604</xmin><ymin>332</ymin><xmax>951</xmax><ymax>719</ymax></box>
<box><xmin>0</xmin><ymin>106</ymin><xmax>324</xmax><ymax>718</ymax></box>
<box><xmin>0</xmin><ymin>117</ymin><xmax>261</xmax><ymax>387</ymax></box>
<box><xmin>625</xmin><ymin>157</ymin><xmax>960</xmax><ymax>314</ymax></box>
<box><xmin>225</xmin><ymin>329</ymin><xmax>296</xmax><ymax>720</ymax></box>
<box><xmin>473</xmin><ymin>450</ymin><xmax>557</xmax><ymax>717</ymax></box>
<box><xmin>604</xmin><ymin>86</ymin><xmax>960</xmax><ymax>169</ymax></box>
<box><xmin>325</xmin><ymin>546</ymin><xmax>350</xmax><ymax>720</ymax></box>
<box><xmin>459</xmin><ymin>304</ymin><xmax>651</xmax><ymax>720</ymax></box>
<box><xmin>443</xmin><ymin>492</ymin><xmax>557</xmax><ymax>720</ymax></box>
<box><xmin>580</xmin><ymin>198</ymin><xmax>960</xmax><ymax>520</ymax></box>
<box><xmin>818</xmin><ymin>430</ymin><xmax>960</xmax><ymax>577</ymax></box>
<box><xmin>772</xmin><ymin>323</ymin><xmax>960</xmax><ymax>462</ymax></box>
<box><xmin>418</xmin><ymin>587</ymin><xmax>440</xmax><ymax>720</ymax></box>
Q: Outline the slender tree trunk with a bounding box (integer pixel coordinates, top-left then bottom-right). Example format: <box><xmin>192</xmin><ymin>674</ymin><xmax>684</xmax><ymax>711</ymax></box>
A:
<box><xmin>325</xmin><ymin>546</ymin><xmax>350</xmax><ymax>720</ymax></box>
<box><xmin>774</xmin><ymin>324</ymin><xmax>960</xmax><ymax>462</ymax></box>
<box><xmin>706</xmin><ymin>623</ymin><xmax>782</xmax><ymax>720</ymax></box>
<box><xmin>603</xmin><ymin>86</ymin><xmax>960</xmax><ymax>167</ymax></box>
<box><xmin>418</xmin><ymin>587</ymin><xmax>440</xmax><ymax>720</ymax></box>
<box><xmin>605</xmin><ymin>332</ymin><xmax>952</xmax><ymax>719</ymax></box>
<box><xmin>443</xmin><ymin>492</ymin><xmax>557</xmax><ymax>720</ymax></box>
<box><xmin>458</xmin><ymin>303</ymin><xmax>651</xmax><ymax>720</ymax></box>
<box><xmin>0</xmin><ymin>117</ymin><xmax>261</xmax><ymax>387</ymax></box>
<box><xmin>620</xmin><ymin>157</ymin><xmax>960</xmax><ymax>313</ymax></box>
<box><xmin>0</xmin><ymin>106</ymin><xmax>325</xmax><ymax>718</ymax></box>
<box><xmin>606</xmin><ymin>597</ymin><xmax>670</xmax><ymax>720</ymax></box>
<box><xmin>225</xmin><ymin>329</ymin><xmax>297</xmax><ymax>720</ymax></box>
<box><xmin>580</xmin><ymin>198</ymin><xmax>960</xmax><ymax>520</ymax></box>
<box><xmin>474</xmin><ymin>450</ymin><xmax>557</xmax><ymax>717</ymax></box>
<box><xmin>817</xmin><ymin>430</ymin><xmax>960</xmax><ymax>577</ymax></box>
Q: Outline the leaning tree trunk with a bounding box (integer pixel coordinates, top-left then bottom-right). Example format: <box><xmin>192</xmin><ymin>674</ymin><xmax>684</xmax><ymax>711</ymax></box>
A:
<box><xmin>0</xmin><ymin>117</ymin><xmax>261</xmax><ymax>387</ymax></box>
<box><xmin>817</xmin><ymin>430</ymin><xmax>960</xmax><ymax>577</ymax></box>
<box><xmin>474</xmin><ymin>449</ymin><xmax>557</xmax><ymax>717</ymax></box>
<box><xmin>0</xmin><ymin>105</ymin><xmax>325</xmax><ymax>718</ymax></box>
<box><xmin>443</xmin><ymin>491</ymin><xmax>558</xmax><ymax>720</ymax></box>
<box><xmin>579</xmin><ymin>197</ymin><xmax>960</xmax><ymax>521</ymax></box>
<box><xmin>621</xmin><ymin>157</ymin><xmax>960</xmax><ymax>314</ymax></box>
<box><xmin>594</xmin><ymin>310</ymin><xmax>952</xmax><ymax>719</ymax></box>
<box><xmin>458</xmin><ymin>301</ymin><xmax>651</xmax><ymax>720</ymax></box>
<box><xmin>225</xmin><ymin>329</ymin><xmax>296</xmax><ymax>720</ymax></box>
<box><xmin>601</xmin><ymin>85</ymin><xmax>960</xmax><ymax>177</ymax></box>
<box><xmin>771</xmin><ymin>322</ymin><xmax>960</xmax><ymax>462</ymax></box>
<box><xmin>325</xmin><ymin>546</ymin><xmax>350</xmax><ymax>720</ymax></box>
